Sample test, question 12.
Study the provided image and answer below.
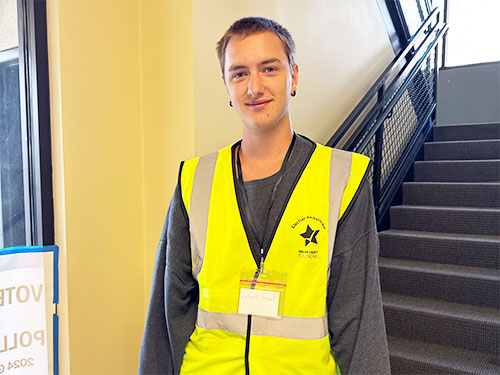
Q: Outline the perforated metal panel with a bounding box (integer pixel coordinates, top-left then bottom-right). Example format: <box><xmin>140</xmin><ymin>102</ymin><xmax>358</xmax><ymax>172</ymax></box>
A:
<box><xmin>362</xmin><ymin>137</ymin><xmax>376</xmax><ymax>188</ymax></box>
<box><xmin>351</xmin><ymin>47</ymin><xmax>436</xmax><ymax>196</ymax></box>
<box><xmin>380</xmin><ymin>49</ymin><xmax>436</xmax><ymax>190</ymax></box>
<box><xmin>353</xmin><ymin>117</ymin><xmax>377</xmax><ymax>187</ymax></box>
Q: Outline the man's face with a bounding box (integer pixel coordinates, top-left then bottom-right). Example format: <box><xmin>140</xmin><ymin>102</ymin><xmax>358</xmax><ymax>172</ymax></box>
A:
<box><xmin>223</xmin><ymin>31</ymin><xmax>298</xmax><ymax>134</ymax></box>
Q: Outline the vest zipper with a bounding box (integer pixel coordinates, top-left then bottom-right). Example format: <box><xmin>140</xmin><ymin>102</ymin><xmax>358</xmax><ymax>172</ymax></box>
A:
<box><xmin>232</xmin><ymin>140</ymin><xmax>316</xmax><ymax>374</ymax></box>
<box><xmin>245</xmin><ymin>261</ymin><xmax>263</xmax><ymax>375</ymax></box>
<box><xmin>259</xmin><ymin>248</ymin><xmax>264</xmax><ymax>271</ymax></box>
<box><xmin>245</xmin><ymin>315</ymin><xmax>252</xmax><ymax>375</ymax></box>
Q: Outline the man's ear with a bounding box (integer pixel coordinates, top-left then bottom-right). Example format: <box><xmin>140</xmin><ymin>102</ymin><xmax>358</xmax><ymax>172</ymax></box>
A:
<box><xmin>291</xmin><ymin>64</ymin><xmax>299</xmax><ymax>93</ymax></box>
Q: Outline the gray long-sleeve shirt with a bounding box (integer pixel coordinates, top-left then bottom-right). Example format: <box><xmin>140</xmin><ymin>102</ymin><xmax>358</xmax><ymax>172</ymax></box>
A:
<box><xmin>139</xmin><ymin>135</ymin><xmax>390</xmax><ymax>375</ymax></box>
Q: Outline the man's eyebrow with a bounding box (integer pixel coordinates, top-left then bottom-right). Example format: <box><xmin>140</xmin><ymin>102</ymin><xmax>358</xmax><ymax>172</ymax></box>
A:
<box><xmin>260</xmin><ymin>58</ymin><xmax>281</xmax><ymax>65</ymax></box>
<box><xmin>227</xmin><ymin>58</ymin><xmax>283</xmax><ymax>72</ymax></box>
<box><xmin>227</xmin><ymin>65</ymin><xmax>247</xmax><ymax>72</ymax></box>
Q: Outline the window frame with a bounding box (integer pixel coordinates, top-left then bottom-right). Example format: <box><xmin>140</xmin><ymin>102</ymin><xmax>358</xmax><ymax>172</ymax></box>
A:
<box><xmin>0</xmin><ymin>0</ymin><xmax>54</xmax><ymax>247</ymax></box>
<box><xmin>30</xmin><ymin>0</ymin><xmax>54</xmax><ymax>246</ymax></box>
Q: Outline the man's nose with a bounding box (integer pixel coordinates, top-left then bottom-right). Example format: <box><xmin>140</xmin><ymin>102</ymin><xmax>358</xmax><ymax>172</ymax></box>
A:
<box><xmin>247</xmin><ymin>73</ymin><xmax>263</xmax><ymax>97</ymax></box>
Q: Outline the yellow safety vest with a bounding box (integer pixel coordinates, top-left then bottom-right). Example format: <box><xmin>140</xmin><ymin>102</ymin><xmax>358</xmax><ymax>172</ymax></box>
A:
<box><xmin>179</xmin><ymin>143</ymin><xmax>370</xmax><ymax>375</ymax></box>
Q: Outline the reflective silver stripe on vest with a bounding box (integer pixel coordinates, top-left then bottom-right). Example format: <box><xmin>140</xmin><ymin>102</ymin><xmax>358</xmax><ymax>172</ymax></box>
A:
<box><xmin>197</xmin><ymin>308</ymin><xmax>328</xmax><ymax>340</ymax></box>
<box><xmin>189</xmin><ymin>151</ymin><xmax>218</xmax><ymax>279</ymax></box>
<box><xmin>327</xmin><ymin>149</ymin><xmax>352</xmax><ymax>280</ymax></box>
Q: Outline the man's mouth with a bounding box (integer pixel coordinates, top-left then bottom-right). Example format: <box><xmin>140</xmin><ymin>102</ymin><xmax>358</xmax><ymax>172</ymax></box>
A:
<box><xmin>245</xmin><ymin>99</ymin><xmax>272</xmax><ymax>110</ymax></box>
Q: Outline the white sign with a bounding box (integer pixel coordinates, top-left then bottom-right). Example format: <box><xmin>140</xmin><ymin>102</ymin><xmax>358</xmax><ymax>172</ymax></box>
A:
<box><xmin>238</xmin><ymin>288</ymin><xmax>280</xmax><ymax>318</ymax></box>
<box><xmin>0</xmin><ymin>253</ymin><xmax>49</xmax><ymax>375</ymax></box>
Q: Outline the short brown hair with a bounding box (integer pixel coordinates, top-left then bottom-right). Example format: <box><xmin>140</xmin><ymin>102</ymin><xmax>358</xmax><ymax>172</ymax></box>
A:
<box><xmin>216</xmin><ymin>17</ymin><xmax>296</xmax><ymax>76</ymax></box>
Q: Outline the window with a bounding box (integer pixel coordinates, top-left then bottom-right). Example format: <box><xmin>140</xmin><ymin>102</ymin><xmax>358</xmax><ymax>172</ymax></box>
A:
<box><xmin>446</xmin><ymin>0</ymin><xmax>500</xmax><ymax>66</ymax></box>
<box><xmin>0</xmin><ymin>0</ymin><xmax>53</xmax><ymax>248</ymax></box>
<box><xmin>377</xmin><ymin>0</ymin><xmax>434</xmax><ymax>55</ymax></box>
<box><xmin>0</xmin><ymin>46</ymin><xmax>24</xmax><ymax>247</ymax></box>
<box><xmin>398</xmin><ymin>0</ymin><xmax>431</xmax><ymax>37</ymax></box>
<box><xmin>379</xmin><ymin>0</ymin><xmax>500</xmax><ymax>67</ymax></box>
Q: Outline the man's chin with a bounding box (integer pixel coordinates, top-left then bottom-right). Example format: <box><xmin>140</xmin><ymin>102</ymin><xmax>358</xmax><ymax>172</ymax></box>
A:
<box><xmin>242</xmin><ymin>122</ymin><xmax>285</xmax><ymax>136</ymax></box>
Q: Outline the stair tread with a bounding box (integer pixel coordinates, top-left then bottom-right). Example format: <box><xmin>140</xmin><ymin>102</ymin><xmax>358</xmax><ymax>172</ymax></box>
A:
<box><xmin>434</xmin><ymin>122</ymin><xmax>500</xmax><ymax>127</ymax></box>
<box><xmin>415</xmin><ymin>159</ymin><xmax>500</xmax><ymax>164</ymax></box>
<box><xmin>382</xmin><ymin>292</ymin><xmax>500</xmax><ymax>323</ymax></box>
<box><xmin>403</xmin><ymin>182</ymin><xmax>500</xmax><ymax>186</ymax></box>
<box><xmin>379</xmin><ymin>257</ymin><xmax>500</xmax><ymax>280</ymax></box>
<box><xmin>413</xmin><ymin>159</ymin><xmax>500</xmax><ymax>182</ymax></box>
<box><xmin>379</xmin><ymin>229</ymin><xmax>500</xmax><ymax>243</ymax></box>
<box><xmin>388</xmin><ymin>335</ymin><xmax>500</xmax><ymax>374</ymax></box>
<box><xmin>391</xmin><ymin>204</ymin><xmax>500</xmax><ymax>213</ymax></box>
<box><xmin>402</xmin><ymin>181</ymin><xmax>500</xmax><ymax>208</ymax></box>
<box><xmin>425</xmin><ymin>139</ymin><xmax>500</xmax><ymax>145</ymax></box>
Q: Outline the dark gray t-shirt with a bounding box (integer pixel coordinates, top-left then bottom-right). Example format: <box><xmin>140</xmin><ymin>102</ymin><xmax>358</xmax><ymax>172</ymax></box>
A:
<box><xmin>241</xmin><ymin>135</ymin><xmax>310</xmax><ymax>257</ymax></box>
<box><xmin>242</xmin><ymin>174</ymin><xmax>278</xmax><ymax>247</ymax></box>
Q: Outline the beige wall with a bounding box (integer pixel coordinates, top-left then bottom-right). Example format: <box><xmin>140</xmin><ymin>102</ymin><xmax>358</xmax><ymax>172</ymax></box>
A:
<box><xmin>47</xmin><ymin>0</ymin><xmax>144</xmax><ymax>373</ymax></box>
<box><xmin>46</xmin><ymin>0</ymin><xmax>390</xmax><ymax>373</ymax></box>
<box><xmin>193</xmin><ymin>0</ymin><xmax>395</xmax><ymax>155</ymax></box>
<box><xmin>47</xmin><ymin>0</ymin><xmax>194</xmax><ymax>373</ymax></box>
<box><xmin>140</xmin><ymin>0</ymin><xmax>195</xmax><ymax>310</ymax></box>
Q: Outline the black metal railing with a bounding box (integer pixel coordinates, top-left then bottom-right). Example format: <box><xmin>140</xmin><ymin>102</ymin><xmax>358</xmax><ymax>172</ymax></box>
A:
<box><xmin>327</xmin><ymin>6</ymin><xmax>448</xmax><ymax>223</ymax></box>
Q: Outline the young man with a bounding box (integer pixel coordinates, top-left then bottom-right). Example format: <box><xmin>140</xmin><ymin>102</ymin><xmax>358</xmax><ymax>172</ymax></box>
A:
<box><xmin>139</xmin><ymin>17</ymin><xmax>390</xmax><ymax>375</ymax></box>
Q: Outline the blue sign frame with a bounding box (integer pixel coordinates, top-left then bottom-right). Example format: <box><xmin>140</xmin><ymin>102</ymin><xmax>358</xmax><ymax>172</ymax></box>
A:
<box><xmin>0</xmin><ymin>245</ymin><xmax>59</xmax><ymax>375</ymax></box>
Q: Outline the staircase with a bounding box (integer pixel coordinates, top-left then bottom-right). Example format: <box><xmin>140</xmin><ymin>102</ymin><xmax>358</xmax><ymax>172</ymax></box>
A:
<box><xmin>378</xmin><ymin>122</ymin><xmax>500</xmax><ymax>374</ymax></box>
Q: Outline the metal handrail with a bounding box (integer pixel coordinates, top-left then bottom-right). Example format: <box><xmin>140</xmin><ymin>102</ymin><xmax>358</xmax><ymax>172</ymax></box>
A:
<box><xmin>327</xmin><ymin>7</ymin><xmax>440</xmax><ymax>148</ymax></box>
<box><xmin>356</xmin><ymin>24</ymin><xmax>447</xmax><ymax>154</ymax></box>
<box><xmin>327</xmin><ymin>6</ymin><xmax>448</xmax><ymax>223</ymax></box>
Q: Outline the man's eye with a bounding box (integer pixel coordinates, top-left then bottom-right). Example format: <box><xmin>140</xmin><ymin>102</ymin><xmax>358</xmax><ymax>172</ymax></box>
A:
<box><xmin>233</xmin><ymin>72</ymin><xmax>245</xmax><ymax>79</ymax></box>
<box><xmin>263</xmin><ymin>67</ymin><xmax>277</xmax><ymax>73</ymax></box>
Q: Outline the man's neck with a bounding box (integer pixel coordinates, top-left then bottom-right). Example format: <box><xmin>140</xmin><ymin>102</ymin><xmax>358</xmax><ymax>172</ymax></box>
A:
<box><xmin>238</xmin><ymin>125</ymin><xmax>294</xmax><ymax>181</ymax></box>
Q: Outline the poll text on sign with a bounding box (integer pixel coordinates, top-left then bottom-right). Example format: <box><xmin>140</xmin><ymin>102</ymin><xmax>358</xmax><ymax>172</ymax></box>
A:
<box><xmin>0</xmin><ymin>259</ymin><xmax>49</xmax><ymax>375</ymax></box>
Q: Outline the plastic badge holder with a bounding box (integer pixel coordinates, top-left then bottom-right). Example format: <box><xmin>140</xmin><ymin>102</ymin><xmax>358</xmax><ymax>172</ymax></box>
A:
<box><xmin>238</xmin><ymin>269</ymin><xmax>287</xmax><ymax>318</ymax></box>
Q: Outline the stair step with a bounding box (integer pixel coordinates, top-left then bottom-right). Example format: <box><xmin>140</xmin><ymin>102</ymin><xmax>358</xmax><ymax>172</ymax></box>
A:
<box><xmin>390</xmin><ymin>205</ymin><xmax>500</xmax><ymax>236</ymax></box>
<box><xmin>414</xmin><ymin>160</ymin><xmax>500</xmax><ymax>182</ymax></box>
<box><xmin>402</xmin><ymin>182</ymin><xmax>500</xmax><ymax>208</ymax></box>
<box><xmin>379</xmin><ymin>258</ymin><xmax>500</xmax><ymax>308</ymax></box>
<box><xmin>378</xmin><ymin>229</ymin><xmax>500</xmax><ymax>269</ymax></box>
<box><xmin>383</xmin><ymin>293</ymin><xmax>500</xmax><ymax>354</ymax></box>
<box><xmin>388</xmin><ymin>336</ymin><xmax>500</xmax><ymax>375</ymax></box>
<box><xmin>433</xmin><ymin>122</ymin><xmax>500</xmax><ymax>141</ymax></box>
<box><xmin>424</xmin><ymin>140</ymin><xmax>500</xmax><ymax>160</ymax></box>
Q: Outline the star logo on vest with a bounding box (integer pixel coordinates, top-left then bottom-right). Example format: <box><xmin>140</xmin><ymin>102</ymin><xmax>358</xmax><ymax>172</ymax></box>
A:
<box><xmin>300</xmin><ymin>225</ymin><xmax>320</xmax><ymax>246</ymax></box>
<box><xmin>291</xmin><ymin>216</ymin><xmax>325</xmax><ymax>259</ymax></box>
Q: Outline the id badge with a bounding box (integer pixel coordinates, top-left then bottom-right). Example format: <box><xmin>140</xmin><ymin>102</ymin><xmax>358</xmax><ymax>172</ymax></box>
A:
<box><xmin>238</xmin><ymin>269</ymin><xmax>287</xmax><ymax>318</ymax></box>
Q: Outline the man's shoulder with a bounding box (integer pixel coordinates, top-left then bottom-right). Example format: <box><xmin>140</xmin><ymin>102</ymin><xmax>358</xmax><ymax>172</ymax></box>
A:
<box><xmin>182</xmin><ymin>144</ymin><xmax>233</xmax><ymax>167</ymax></box>
<box><xmin>178</xmin><ymin>143</ymin><xmax>235</xmax><ymax>208</ymax></box>
<box><xmin>320</xmin><ymin>147</ymin><xmax>372</xmax><ymax>223</ymax></box>
<box><xmin>180</xmin><ymin>144</ymin><xmax>234</xmax><ymax>176</ymax></box>
<box><xmin>311</xmin><ymin>141</ymin><xmax>372</xmax><ymax>172</ymax></box>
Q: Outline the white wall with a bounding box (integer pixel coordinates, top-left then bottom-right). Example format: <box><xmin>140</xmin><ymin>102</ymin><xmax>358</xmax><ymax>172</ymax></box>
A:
<box><xmin>0</xmin><ymin>0</ymin><xmax>18</xmax><ymax>51</ymax></box>
<box><xmin>437</xmin><ymin>62</ymin><xmax>500</xmax><ymax>125</ymax></box>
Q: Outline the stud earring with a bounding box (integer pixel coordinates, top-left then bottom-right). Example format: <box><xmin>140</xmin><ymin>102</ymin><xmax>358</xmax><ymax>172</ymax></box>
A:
<box><xmin>229</xmin><ymin>101</ymin><xmax>233</xmax><ymax>107</ymax></box>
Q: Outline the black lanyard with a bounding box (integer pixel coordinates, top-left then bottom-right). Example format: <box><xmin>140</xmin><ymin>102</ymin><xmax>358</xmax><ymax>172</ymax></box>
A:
<box><xmin>236</xmin><ymin>134</ymin><xmax>296</xmax><ymax>269</ymax></box>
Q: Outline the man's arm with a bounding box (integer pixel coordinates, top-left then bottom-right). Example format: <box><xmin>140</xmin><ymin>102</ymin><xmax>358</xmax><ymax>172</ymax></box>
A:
<box><xmin>139</xmin><ymin>182</ymin><xmax>199</xmax><ymax>375</ymax></box>
<box><xmin>327</xmin><ymin>176</ymin><xmax>390</xmax><ymax>375</ymax></box>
